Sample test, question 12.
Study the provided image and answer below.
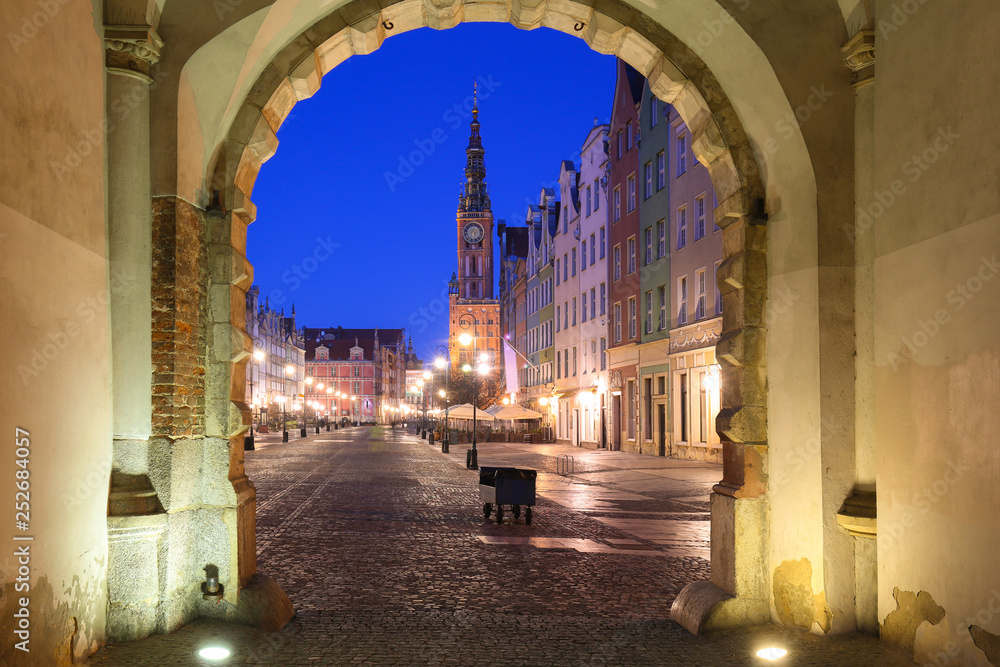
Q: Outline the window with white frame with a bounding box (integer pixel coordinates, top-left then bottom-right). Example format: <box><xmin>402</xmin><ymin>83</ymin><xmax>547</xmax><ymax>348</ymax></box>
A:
<box><xmin>613</xmin><ymin>186</ymin><xmax>621</xmax><ymax>222</ymax></box>
<box><xmin>594</xmin><ymin>179</ymin><xmax>600</xmax><ymax>210</ymax></box>
<box><xmin>645</xmin><ymin>290</ymin><xmax>653</xmax><ymax>334</ymax></box>
<box><xmin>556</xmin><ymin>305</ymin><xmax>561</xmax><ymax>332</ymax></box>
<box><xmin>613</xmin><ymin>245</ymin><xmax>621</xmax><ymax>281</ymax></box>
<box><xmin>599</xmin><ymin>227</ymin><xmax>606</xmax><ymax>258</ymax></box>
<box><xmin>650</xmin><ymin>97</ymin><xmax>658</xmax><ymax>127</ymax></box>
<box><xmin>644</xmin><ymin>162</ymin><xmax>652</xmax><ymax>199</ymax></box>
<box><xmin>572</xmin><ymin>297</ymin><xmax>577</xmax><ymax>326</ymax></box>
<box><xmin>600</xmin><ymin>337</ymin><xmax>607</xmax><ymax>370</ymax></box>
<box><xmin>572</xmin><ymin>346</ymin><xmax>577</xmax><ymax>376</ymax></box>
<box><xmin>614</xmin><ymin>302</ymin><xmax>622</xmax><ymax>342</ymax></box>
<box><xmin>656</xmin><ymin>151</ymin><xmax>665</xmax><ymax>189</ymax></box>
<box><xmin>600</xmin><ymin>282</ymin><xmax>606</xmax><ymax>314</ymax></box>
<box><xmin>590</xmin><ymin>287</ymin><xmax>596</xmax><ymax>319</ymax></box>
<box><xmin>571</xmin><ymin>248</ymin><xmax>577</xmax><ymax>276</ymax></box>
<box><xmin>628</xmin><ymin>297</ymin><xmax>637</xmax><ymax>339</ymax></box>
<box><xmin>581</xmin><ymin>240</ymin><xmax>587</xmax><ymax>270</ymax></box>
<box><xmin>585</xmin><ymin>184</ymin><xmax>592</xmax><ymax>216</ymax></box>
<box><xmin>715</xmin><ymin>260</ymin><xmax>723</xmax><ymax>315</ymax></box>
<box><xmin>658</xmin><ymin>286</ymin><xmax>667</xmax><ymax>330</ymax></box>
<box><xmin>591</xmin><ymin>339</ymin><xmax>597</xmax><ymax>372</ymax></box>
<box><xmin>581</xmin><ymin>292</ymin><xmax>587</xmax><ymax>322</ymax></box>
<box><xmin>589</xmin><ymin>233</ymin><xmax>596</xmax><ymax>265</ymax></box>
<box><xmin>696</xmin><ymin>269</ymin><xmax>707</xmax><ymax>320</ymax></box>
<box><xmin>617</xmin><ymin>130</ymin><xmax>622</xmax><ymax>159</ymax></box>
<box><xmin>678</xmin><ymin>276</ymin><xmax>688</xmax><ymax>325</ymax></box>
<box><xmin>657</xmin><ymin>219</ymin><xmax>666</xmax><ymax>258</ymax></box>
<box><xmin>677</xmin><ymin>205</ymin><xmax>688</xmax><ymax>249</ymax></box>
<box><xmin>628</xmin><ymin>237</ymin><xmax>636</xmax><ymax>274</ymax></box>
<box><xmin>556</xmin><ymin>350</ymin><xmax>561</xmax><ymax>379</ymax></box>
<box><xmin>695</xmin><ymin>195</ymin><xmax>706</xmax><ymax>240</ymax></box>
<box><xmin>626</xmin><ymin>122</ymin><xmax>633</xmax><ymax>150</ymax></box>
<box><xmin>555</xmin><ymin>258</ymin><xmax>560</xmax><ymax>285</ymax></box>
<box><xmin>645</xmin><ymin>227</ymin><xmax>653</xmax><ymax>265</ymax></box>
<box><xmin>676</xmin><ymin>131</ymin><xmax>687</xmax><ymax>175</ymax></box>
<box><xmin>627</xmin><ymin>174</ymin><xmax>636</xmax><ymax>213</ymax></box>
<box><xmin>564</xmin><ymin>301</ymin><xmax>569</xmax><ymax>329</ymax></box>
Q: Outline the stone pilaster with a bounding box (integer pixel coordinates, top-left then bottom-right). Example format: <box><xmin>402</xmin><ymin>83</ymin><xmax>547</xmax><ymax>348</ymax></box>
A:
<box><xmin>843</xmin><ymin>30</ymin><xmax>875</xmax><ymax>88</ymax></box>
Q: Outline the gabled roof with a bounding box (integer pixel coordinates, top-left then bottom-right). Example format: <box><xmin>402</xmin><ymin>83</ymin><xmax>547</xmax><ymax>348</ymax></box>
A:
<box><xmin>306</xmin><ymin>338</ymin><xmax>375</xmax><ymax>362</ymax></box>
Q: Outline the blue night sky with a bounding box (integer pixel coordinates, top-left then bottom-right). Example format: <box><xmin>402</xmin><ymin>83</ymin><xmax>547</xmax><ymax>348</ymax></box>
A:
<box><xmin>249</xmin><ymin>23</ymin><xmax>616</xmax><ymax>361</ymax></box>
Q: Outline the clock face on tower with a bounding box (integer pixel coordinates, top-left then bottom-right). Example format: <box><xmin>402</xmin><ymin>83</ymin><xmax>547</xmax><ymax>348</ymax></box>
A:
<box><xmin>463</xmin><ymin>222</ymin><xmax>485</xmax><ymax>244</ymax></box>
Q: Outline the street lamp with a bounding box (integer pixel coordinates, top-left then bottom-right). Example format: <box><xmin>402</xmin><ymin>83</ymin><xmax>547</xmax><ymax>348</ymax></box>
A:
<box><xmin>302</xmin><ymin>376</ymin><xmax>313</xmax><ymax>437</ymax></box>
<box><xmin>315</xmin><ymin>383</ymin><xmax>324</xmax><ymax>433</ymax></box>
<box><xmin>434</xmin><ymin>347</ymin><xmax>452</xmax><ymax>450</ymax></box>
<box><xmin>325</xmin><ymin>386</ymin><xmax>333</xmax><ymax>431</ymax></box>
<box><xmin>283</xmin><ymin>363</ymin><xmax>294</xmax><ymax>442</ymax></box>
<box><xmin>246</xmin><ymin>345</ymin><xmax>265</xmax><ymax>451</ymax></box>
<box><xmin>351</xmin><ymin>395</ymin><xmax>358</xmax><ymax>425</ymax></box>
<box><xmin>459</xmin><ymin>332</ymin><xmax>489</xmax><ymax>470</ymax></box>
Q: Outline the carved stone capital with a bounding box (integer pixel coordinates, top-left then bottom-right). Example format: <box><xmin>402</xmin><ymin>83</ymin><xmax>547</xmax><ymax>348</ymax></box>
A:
<box><xmin>843</xmin><ymin>30</ymin><xmax>875</xmax><ymax>88</ymax></box>
<box><xmin>105</xmin><ymin>24</ymin><xmax>163</xmax><ymax>83</ymax></box>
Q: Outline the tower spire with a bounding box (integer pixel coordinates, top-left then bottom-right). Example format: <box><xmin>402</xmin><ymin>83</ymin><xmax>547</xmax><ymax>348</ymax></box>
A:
<box><xmin>459</xmin><ymin>81</ymin><xmax>490</xmax><ymax>213</ymax></box>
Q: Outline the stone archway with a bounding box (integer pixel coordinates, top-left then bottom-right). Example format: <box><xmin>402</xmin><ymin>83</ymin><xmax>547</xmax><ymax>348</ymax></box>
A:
<box><xmin>204</xmin><ymin>0</ymin><xmax>772</xmax><ymax>629</ymax></box>
<box><xmin>113</xmin><ymin>0</ymin><xmax>848</xmax><ymax>644</ymax></box>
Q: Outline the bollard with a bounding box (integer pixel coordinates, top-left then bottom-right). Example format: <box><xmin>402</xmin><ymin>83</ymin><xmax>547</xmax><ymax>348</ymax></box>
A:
<box><xmin>428</xmin><ymin>432</ymin><xmax>435</xmax><ymax>445</ymax></box>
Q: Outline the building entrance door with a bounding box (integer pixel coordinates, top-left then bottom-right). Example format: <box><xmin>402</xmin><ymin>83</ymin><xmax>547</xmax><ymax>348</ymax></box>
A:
<box><xmin>611</xmin><ymin>394</ymin><xmax>621</xmax><ymax>451</ymax></box>
<box><xmin>658</xmin><ymin>404</ymin><xmax>666</xmax><ymax>457</ymax></box>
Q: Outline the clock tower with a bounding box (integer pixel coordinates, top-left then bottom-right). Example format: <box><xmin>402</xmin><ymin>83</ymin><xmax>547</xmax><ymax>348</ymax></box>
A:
<box><xmin>456</xmin><ymin>84</ymin><xmax>494</xmax><ymax>300</ymax></box>
<box><xmin>448</xmin><ymin>84</ymin><xmax>501</xmax><ymax>376</ymax></box>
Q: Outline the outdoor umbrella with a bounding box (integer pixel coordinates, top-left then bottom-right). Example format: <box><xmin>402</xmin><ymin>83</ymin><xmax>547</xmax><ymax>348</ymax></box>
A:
<box><xmin>487</xmin><ymin>404</ymin><xmax>543</xmax><ymax>420</ymax></box>
<box><xmin>445</xmin><ymin>403</ymin><xmax>496</xmax><ymax>421</ymax></box>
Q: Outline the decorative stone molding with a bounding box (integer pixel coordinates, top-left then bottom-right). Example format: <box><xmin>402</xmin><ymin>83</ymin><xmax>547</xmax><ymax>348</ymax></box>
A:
<box><xmin>105</xmin><ymin>24</ymin><xmax>163</xmax><ymax>82</ymax></box>
<box><xmin>843</xmin><ymin>30</ymin><xmax>875</xmax><ymax>88</ymax></box>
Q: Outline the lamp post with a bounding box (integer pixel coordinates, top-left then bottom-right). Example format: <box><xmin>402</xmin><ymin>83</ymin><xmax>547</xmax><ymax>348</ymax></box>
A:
<box><xmin>314</xmin><ymin>382</ymin><xmax>325</xmax><ymax>434</ymax></box>
<box><xmin>352</xmin><ymin>394</ymin><xmax>358</xmax><ymax>426</ymax></box>
<box><xmin>283</xmin><ymin>363</ymin><xmax>295</xmax><ymax>442</ymax></box>
<box><xmin>302</xmin><ymin>377</ymin><xmax>313</xmax><ymax>437</ymax></box>
<box><xmin>434</xmin><ymin>345</ymin><xmax>451</xmax><ymax>450</ymax></box>
<box><xmin>325</xmin><ymin>386</ymin><xmax>333</xmax><ymax>431</ymax></box>
<box><xmin>245</xmin><ymin>344</ymin><xmax>265</xmax><ymax>451</ymax></box>
<box><xmin>417</xmin><ymin>378</ymin><xmax>428</xmax><ymax>438</ymax></box>
<box><xmin>459</xmin><ymin>332</ymin><xmax>489</xmax><ymax>470</ymax></box>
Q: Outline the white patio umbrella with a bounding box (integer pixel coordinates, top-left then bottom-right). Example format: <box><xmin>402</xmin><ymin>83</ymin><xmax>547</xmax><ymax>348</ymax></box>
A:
<box><xmin>444</xmin><ymin>403</ymin><xmax>496</xmax><ymax>421</ymax></box>
<box><xmin>487</xmin><ymin>404</ymin><xmax>543</xmax><ymax>420</ymax></box>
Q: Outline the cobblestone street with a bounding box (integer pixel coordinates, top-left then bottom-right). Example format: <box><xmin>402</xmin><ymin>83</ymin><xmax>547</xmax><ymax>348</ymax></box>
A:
<box><xmin>87</xmin><ymin>427</ymin><xmax>910</xmax><ymax>666</ymax></box>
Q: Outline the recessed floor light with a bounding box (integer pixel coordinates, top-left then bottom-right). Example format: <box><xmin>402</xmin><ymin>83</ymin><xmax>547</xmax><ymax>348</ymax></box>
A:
<box><xmin>198</xmin><ymin>646</ymin><xmax>231</xmax><ymax>660</ymax></box>
<box><xmin>756</xmin><ymin>647</ymin><xmax>788</xmax><ymax>660</ymax></box>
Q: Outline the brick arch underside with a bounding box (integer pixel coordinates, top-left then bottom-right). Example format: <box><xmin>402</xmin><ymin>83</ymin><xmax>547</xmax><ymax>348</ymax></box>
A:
<box><xmin>197</xmin><ymin>0</ymin><xmax>770</xmax><ymax>587</ymax></box>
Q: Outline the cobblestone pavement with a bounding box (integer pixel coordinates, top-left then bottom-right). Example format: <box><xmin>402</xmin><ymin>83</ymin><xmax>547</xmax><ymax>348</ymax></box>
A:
<box><xmin>87</xmin><ymin>427</ymin><xmax>911</xmax><ymax>666</ymax></box>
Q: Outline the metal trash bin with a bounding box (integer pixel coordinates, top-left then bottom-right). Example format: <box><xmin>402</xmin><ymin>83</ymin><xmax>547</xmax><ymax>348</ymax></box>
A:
<box><xmin>479</xmin><ymin>466</ymin><xmax>536</xmax><ymax>525</ymax></box>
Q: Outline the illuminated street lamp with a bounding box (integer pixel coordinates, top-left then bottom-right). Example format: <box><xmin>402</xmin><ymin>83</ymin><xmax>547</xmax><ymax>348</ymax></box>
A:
<box><xmin>315</xmin><ymin>383</ymin><xmax>325</xmax><ymax>433</ymax></box>
<box><xmin>459</xmin><ymin>332</ymin><xmax>488</xmax><ymax>470</ymax></box>
<box><xmin>246</xmin><ymin>344</ymin><xmax>265</xmax><ymax>451</ymax></box>
<box><xmin>325</xmin><ymin>386</ymin><xmax>333</xmax><ymax>431</ymax></box>
<box><xmin>282</xmin><ymin>364</ymin><xmax>295</xmax><ymax>442</ymax></box>
<box><xmin>351</xmin><ymin>394</ymin><xmax>358</xmax><ymax>425</ymax></box>
<box><xmin>433</xmin><ymin>347</ymin><xmax>451</xmax><ymax>450</ymax></box>
<box><xmin>302</xmin><ymin>377</ymin><xmax>313</xmax><ymax>437</ymax></box>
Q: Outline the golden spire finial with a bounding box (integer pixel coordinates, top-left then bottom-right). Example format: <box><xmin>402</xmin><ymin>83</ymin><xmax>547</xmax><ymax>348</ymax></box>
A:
<box><xmin>473</xmin><ymin>80</ymin><xmax>478</xmax><ymax>110</ymax></box>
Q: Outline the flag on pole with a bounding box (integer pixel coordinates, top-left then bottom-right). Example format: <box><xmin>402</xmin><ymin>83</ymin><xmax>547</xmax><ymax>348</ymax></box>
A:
<box><xmin>503</xmin><ymin>339</ymin><xmax>519</xmax><ymax>396</ymax></box>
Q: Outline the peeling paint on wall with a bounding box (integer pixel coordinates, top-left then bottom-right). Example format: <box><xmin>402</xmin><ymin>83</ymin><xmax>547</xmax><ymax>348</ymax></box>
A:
<box><xmin>970</xmin><ymin>625</ymin><xmax>1000</xmax><ymax>666</ymax></box>
<box><xmin>881</xmin><ymin>587</ymin><xmax>945</xmax><ymax>652</ymax></box>
<box><xmin>772</xmin><ymin>559</ymin><xmax>832</xmax><ymax>632</ymax></box>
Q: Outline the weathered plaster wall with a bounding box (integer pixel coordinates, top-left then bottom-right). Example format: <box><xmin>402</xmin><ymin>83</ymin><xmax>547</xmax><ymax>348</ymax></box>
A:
<box><xmin>0</xmin><ymin>0</ymin><xmax>110</xmax><ymax>663</ymax></box>
<box><xmin>874</xmin><ymin>0</ymin><xmax>1000</xmax><ymax>663</ymax></box>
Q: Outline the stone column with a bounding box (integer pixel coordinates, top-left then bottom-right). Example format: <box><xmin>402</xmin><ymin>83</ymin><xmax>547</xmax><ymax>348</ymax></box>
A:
<box><xmin>838</xmin><ymin>28</ymin><xmax>879</xmax><ymax>635</ymax></box>
<box><xmin>103</xmin><ymin>21</ymin><xmax>169</xmax><ymax>640</ymax></box>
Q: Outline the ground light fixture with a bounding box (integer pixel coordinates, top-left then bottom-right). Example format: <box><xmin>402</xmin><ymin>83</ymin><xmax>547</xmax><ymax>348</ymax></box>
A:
<box><xmin>755</xmin><ymin>647</ymin><xmax>788</xmax><ymax>660</ymax></box>
<box><xmin>197</xmin><ymin>645</ymin><xmax>231</xmax><ymax>661</ymax></box>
